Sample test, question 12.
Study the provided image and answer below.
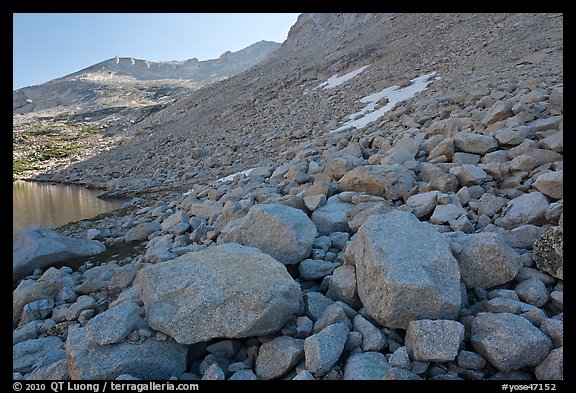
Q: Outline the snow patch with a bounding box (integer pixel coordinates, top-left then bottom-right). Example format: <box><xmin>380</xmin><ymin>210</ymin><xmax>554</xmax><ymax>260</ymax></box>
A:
<box><xmin>317</xmin><ymin>65</ymin><xmax>370</xmax><ymax>90</ymax></box>
<box><xmin>331</xmin><ymin>71</ymin><xmax>439</xmax><ymax>133</ymax></box>
<box><xmin>217</xmin><ymin>168</ymin><xmax>256</xmax><ymax>183</ymax></box>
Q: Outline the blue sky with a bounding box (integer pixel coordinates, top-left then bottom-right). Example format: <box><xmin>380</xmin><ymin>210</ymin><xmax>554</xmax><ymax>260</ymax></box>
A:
<box><xmin>13</xmin><ymin>13</ymin><xmax>301</xmax><ymax>90</ymax></box>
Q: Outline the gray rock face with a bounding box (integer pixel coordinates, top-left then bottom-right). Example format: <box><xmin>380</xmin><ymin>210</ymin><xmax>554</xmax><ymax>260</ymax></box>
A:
<box><xmin>495</xmin><ymin>192</ymin><xmax>550</xmax><ymax>229</ymax></box>
<box><xmin>349</xmin><ymin>211</ymin><xmax>461</xmax><ymax>329</ymax></box>
<box><xmin>13</xmin><ymin>225</ymin><xmax>105</xmax><ymax>282</ymax></box>
<box><xmin>534</xmin><ymin>347</ymin><xmax>563</xmax><ymax>380</ymax></box>
<box><xmin>471</xmin><ymin>312</ymin><xmax>553</xmax><ymax>372</ymax></box>
<box><xmin>534</xmin><ymin>227</ymin><xmax>563</xmax><ymax>280</ymax></box>
<box><xmin>304</xmin><ymin>323</ymin><xmax>349</xmax><ymax>375</ymax></box>
<box><xmin>503</xmin><ymin>224</ymin><xmax>546</xmax><ymax>250</ymax></box>
<box><xmin>338</xmin><ymin>164</ymin><xmax>416</xmax><ymax>201</ymax></box>
<box><xmin>495</xmin><ymin>126</ymin><xmax>528</xmax><ymax>146</ymax></box>
<box><xmin>85</xmin><ymin>301</ymin><xmax>143</xmax><ymax>345</ymax></box>
<box><xmin>311</xmin><ymin>196</ymin><xmax>355</xmax><ymax>235</ymax></box>
<box><xmin>456</xmin><ymin>232</ymin><xmax>523</xmax><ymax>289</ymax></box>
<box><xmin>140</xmin><ymin>243</ymin><xmax>302</xmax><ymax>344</ymax></box>
<box><xmin>237</xmin><ymin>204</ymin><xmax>317</xmax><ymax>264</ymax></box>
<box><xmin>405</xmin><ymin>319</ymin><xmax>464</xmax><ymax>362</ymax></box>
<box><xmin>66</xmin><ymin>325</ymin><xmax>188</xmax><ymax>380</ymax></box>
<box><xmin>255</xmin><ymin>336</ymin><xmax>304</xmax><ymax>379</ymax></box>
<box><xmin>343</xmin><ymin>352</ymin><xmax>391</xmax><ymax>380</ymax></box>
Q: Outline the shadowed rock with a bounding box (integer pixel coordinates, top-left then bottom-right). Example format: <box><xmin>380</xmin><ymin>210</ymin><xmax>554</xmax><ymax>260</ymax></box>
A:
<box><xmin>13</xmin><ymin>225</ymin><xmax>105</xmax><ymax>282</ymax></box>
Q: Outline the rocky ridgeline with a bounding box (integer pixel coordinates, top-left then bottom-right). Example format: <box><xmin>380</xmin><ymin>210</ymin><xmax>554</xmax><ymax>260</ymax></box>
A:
<box><xmin>14</xmin><ymin>13</ymin><xmax>562</xmax><ymax>381</ymax></box>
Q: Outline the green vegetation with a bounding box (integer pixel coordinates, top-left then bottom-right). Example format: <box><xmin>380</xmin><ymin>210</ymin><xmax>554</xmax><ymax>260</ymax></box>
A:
<box><xmin>36</xmin><ymin>141</ymin><xmax>87</xmax><ymax>161</ymax></box>
<box><xmin>13</xmin><ymin>158</ymin><xmax>38</xmax><ymax>175</ymax></box>
<box><xmin>13</xmin><ymin>120</ymin><xmax>102</xmax><ymax>176</ymax></box>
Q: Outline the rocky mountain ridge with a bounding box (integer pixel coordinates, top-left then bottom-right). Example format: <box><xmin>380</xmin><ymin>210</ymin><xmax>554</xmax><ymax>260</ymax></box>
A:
<box><xmin>12</xmin><ymin>40</ymin><xmax>281</xmax><ymax>178</ymax></box>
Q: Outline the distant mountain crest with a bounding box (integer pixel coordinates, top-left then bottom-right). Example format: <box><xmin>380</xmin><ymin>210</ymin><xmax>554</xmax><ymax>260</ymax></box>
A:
<box><xmin>69</xmin><ymin>40</ymin><xmax>281</xmax><ymax>82</ymax></box>
<box><xmin>13</xmin><ymin>40</ymin><xmax>281</xmax><ymax>115</ymax></box>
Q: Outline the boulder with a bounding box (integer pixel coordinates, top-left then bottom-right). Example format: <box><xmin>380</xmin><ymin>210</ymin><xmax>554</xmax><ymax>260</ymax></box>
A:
<box><xmin>19</xmin><ymin>298</ymin><xmax>54</xmax><ymax>326</ymax></box>
<box><xmin>495</xmin><ymin>192</ymin><xmax>550</xmax><ymax>229</ymax></box>
<box><xmin>478</xmin><ymin>193</ymin><xmax>507</xmax><ymax>217</ymax></box>
<box><xmin>140</xmin><ymin>243</ymin><xmax>302</xmax><ymax>344</ymax></box>
<box><xmin>125</xmin><ymin>221</ymin><xmax>161</xmax><ymax>242</ymax></box>
<box><xmin>430</xmin><ymin>204</ymin><xmax>467</xmax><ymax>225</ymax></box>
<box><xmin>298</xmin><ymin>259</ymin><xmax>338</xmax><ymax>281</ymax></box>
<box><xmin>515</xmin><ymin>278</ymin><xmax>549</xmax><ymax>307</ymax></box>
<box><xmin>533</xmin><ymin>227</ymin><xmax>563</xmax><ymax>280</ymax></box>
<box><xmin>85</xmin><ymin>301</ymin><xmax>143</xmax><ymax>345</ymax></box>
<box><xmin>304</xmin><ymin>323</ymin><xmax>349</xmax><ymax>375</ymax></box>
<box><xmin>348</xmin><ymin>210</ymin><xmax>461</xmax><ymax>329</ymax></box>
<box><xmin>13</xmin><ymin>225</ymin><xmax>105</xmax><ymax>282</ymax></box>
<box><xmin>326</xmin><ymin>265</ymin><xmax>361</xmax><ymax>308</ymax></box>
<box><xmin>406</xmin><ymin>191</ymin><xmax>438</xmax><ymax>218</ymax></box>
<box><xmin>449</xmin><ymin>164</ymin><xmax>491</xmax><ymax>186</ymax></box>
<box><xmin>533</xmin><ymin>171</ymin><xmax>563</xmax><ymax>199</ymax></box>
<box><xmin>482</xmin><ymin>100</ymin><xmax>513</xmax><ymax>125</ymax></box>
<box><xmin>405</xmin><ymin>319</ymin><xmax>464</xmax><ymax>362</ymax></box>
<box><xmin>338</xmin><ymin>164</ymin><xmax>416</xmax><ymax>201</ymax></box>
<box><xmin>66</xmin><ymin>325</ymin><xmax>187</xmax><ymax>380</ymax></box>
<box><xmin>237</xmin><ymin>204</ymin><xmax>317</xmax><ymax>264</ymax></box>
<box><xmin>13</xmin><ymin>336</ymin><xmax>65</xmax><ymax>374</ymax></box>
<box><xmin>456</xmin><ymin>232</ymin><xmax>523</xmax><ymax>289</ymax></box>
<box><xmin>352</xmin><ymin>314</ymin><xmax>387</xmax><ymax>352</ymax></box>
<box><xmin>255</xmin><ymin>336</ymin><xmax>304</xmax><ymax>380</ymax></box>
<box><xmin>534</xmin><ymin>347</ymin><xmax>563</xmax><ymax>381</ymax></box>
<box><xmin>311</xmin><ymin>196</ymin><xmax>355</xmax><ymax>235</ymax></box>
<box><xmin>160</xmin><ymin>211</ymin><xmax>190</xmax><ymax>235</ymax></box>
<box><xmin>453</xmin><ymin>132</ymin><xmax>499</xmax><ymax>154</ymax></box>
<box><xmin>343</xmin><ymin>352</ymin><xmax>391</xmax><ymax>380</ymax></box>
<box><xmin>471</xmin><ymin>312</ymin><xmax>552</xmax><ymax>372</ymax></box>
<box><xmin>13</xmin><ymin>268</ymin><xmax>62</xmax><ymax>326</ymax></box>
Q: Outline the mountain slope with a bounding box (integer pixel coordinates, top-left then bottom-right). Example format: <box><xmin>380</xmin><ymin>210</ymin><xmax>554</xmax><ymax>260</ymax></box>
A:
<box><xmin>43</xmin><ymin>13</ymin><xmax>562</xmax><ymax>196</ymax></box>
<box><xmin>12</xmin><ymin>40</ymin><xmax>281</xmax><ymax>178</ymax></box>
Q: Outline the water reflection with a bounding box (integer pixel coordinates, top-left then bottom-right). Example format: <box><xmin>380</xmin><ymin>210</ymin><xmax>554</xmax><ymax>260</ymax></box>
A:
<box><xmin>13</xmin><ymin>181</ymin><xmax>127</xmax><ymax>231</ymax></box>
